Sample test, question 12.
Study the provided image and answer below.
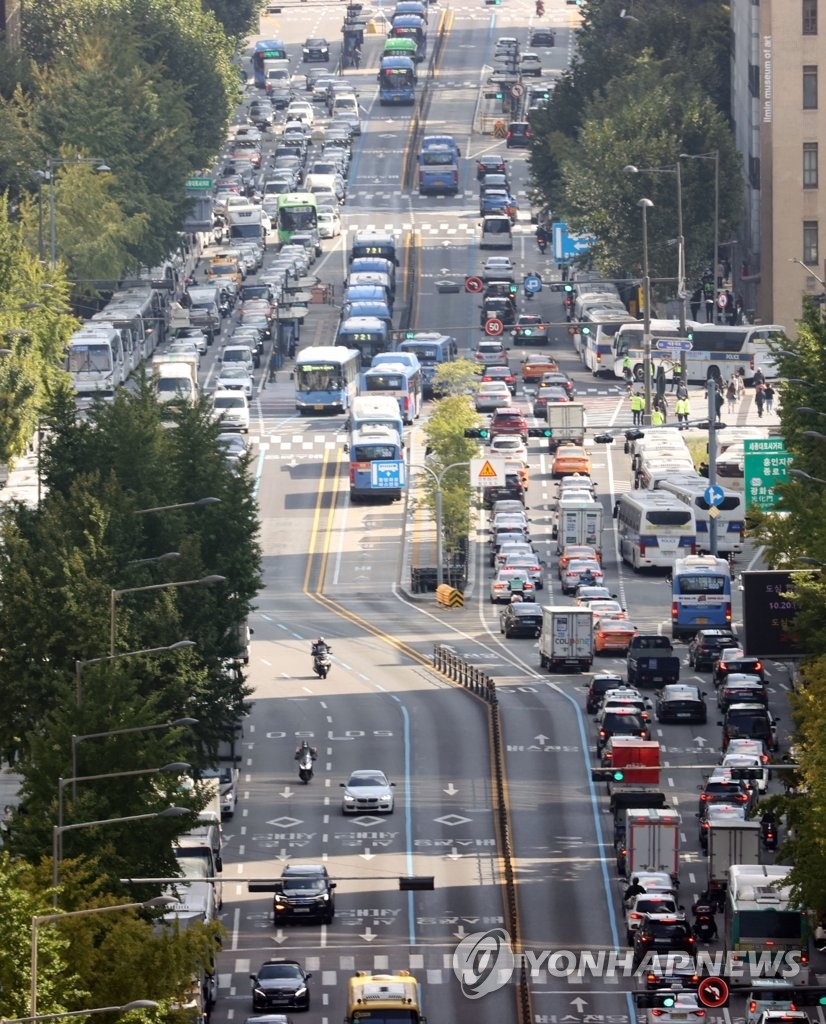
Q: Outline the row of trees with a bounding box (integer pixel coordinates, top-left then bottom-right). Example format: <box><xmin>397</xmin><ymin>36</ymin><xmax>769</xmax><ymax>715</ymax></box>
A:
<box><xmin>0</xmin><ymin>0</ymin><xmax>262</xmax><ymax>291</ymax></box>
<box><xmin>529</xmin><ymin>0</ymin><xmax>739</xmax><ymax>286</ymax></box>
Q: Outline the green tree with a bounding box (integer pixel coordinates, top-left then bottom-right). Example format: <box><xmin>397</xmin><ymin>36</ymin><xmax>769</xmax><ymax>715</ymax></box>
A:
<box><xmin>0</xmin><ymin>89</ymin><xmax>46</xmax><ymax>204</ymax></box>
<box><xmin>202</xmin><ymin>0</ymin><xmax>264</xmax><ymax>40</ymax></box>
<box><xmin>420</xmin><ymin>395</ymin><xmax>481</xmax><ymax>558</ymax></box>
<box><xmin>431</xmin><ymin>359</ymin><xmax>482</xmax><ymax>398</ymax></box>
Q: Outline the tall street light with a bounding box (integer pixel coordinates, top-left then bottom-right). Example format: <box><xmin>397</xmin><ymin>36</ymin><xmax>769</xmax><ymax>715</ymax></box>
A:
<box><xmin>31</xmin><ymin>899</ymin><xmax>173</xmax><ymax>1016</ymax></box>
<box><xmin>625</xmin><ymin>162</ymin><xmax>687</xmax><ymax>379</ymax></box>
<box><xmin>638</xmin><ymin>198</ymin><xmax>655</xmax><ymax>423</ymax></box>
<box><xmin>75</xmin><ymin>640</ymin><xmax>196</xmax><ymax>706</ymax></box>
<box><xmin>71</xmin><ymin>717</ymin><xmax>198</xmax><ymax>799</ymax></box>
<box><xmin>681</xmin><ymin>150</ymin><xmax>720</xmax><ymax>311</ymax></box>
<box><xmin>788</xmin><ymin>257</ymin><xmax>826</xmax><ymax>289</ymax></box>
<box><xmin>133</xmin><ymin>496</ymin><xmax>221</xmax><ymax>515</ymax></box>
<box><xmin>109</xmin><ymin>575</ymin><xmax>225</xmax><ymax>657</ymax></box>
<box><xmin>57</xmin><ymin>763</ymin><xmax>191</xmax><ymax>860</ymax></box>
<box><xmin>42</xmin><ymin>156</ymin><xmax>111</xmax><ymax>269</ymax></box>
<box><xmin>410</xmin><ymin>461</ymin><xmax>471</xmax><ymax>587</ymax></box>
<box><xmin>7</xmin><ymin>1001</ymin><xmax>159</xmax><ymax>1024</ymax></box>
<box><xmin>52</xmin><ymin>806</ymin><xmax>191</xmax><ymax>904</ymax></box>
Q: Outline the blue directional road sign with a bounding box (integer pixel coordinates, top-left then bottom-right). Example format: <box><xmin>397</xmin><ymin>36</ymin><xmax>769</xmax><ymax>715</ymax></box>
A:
<box><xmin>655</xmin><ymin>338</ymin><xmax>693</xmax><ymax>351</ymax></box>
<box><xmin>371</xmin><ymin>460</ymin><xmax>406</xmax><ymax>489</ymax></box>
<box><xmin>523</xmin><ymin>274</ymin><xmax>542</xmax><ymax>295</ymax></box>
<box><xmin>704</xmin><ymin>484</ymin><xmax>725</xmax><ymax>508</ymax></box>
<box><xmin>552</xmin><ymin>222</ymin><xmax>597</xmax><ymax>262</ymax></box>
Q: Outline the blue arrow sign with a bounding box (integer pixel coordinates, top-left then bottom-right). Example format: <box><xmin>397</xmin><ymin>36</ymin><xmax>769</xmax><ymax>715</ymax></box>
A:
<box><xmin>655</xmin><ymin>338</ymin><xmax>693</xmax><ymax>351</ymax></box>
<box><xmin>523</xmin><ymin>274</ymin><xmax>542</xmax><ymax>294</ymax></box>
<box><xmin>704</xmin><ymin>484</ymin><xmax>725</xmax><ymax>507</ymax></box>
<box><xmin>552</xmin><ymin>222</ymin><xmax>597</xmax><ymax>263</ymax></box>
<box><xmin>371</xmin><ymin>460</ymin><xmax>406</xmax><ymax>489</ymax></box>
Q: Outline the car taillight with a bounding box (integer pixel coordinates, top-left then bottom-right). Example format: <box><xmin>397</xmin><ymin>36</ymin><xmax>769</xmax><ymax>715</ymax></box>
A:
<box><xmin>671</xmin><ymin>602</ymin><xmax>678</xmax><ymax>621</ymax></box>
<box><xmin>760</xmin><ymin>753</ymin><xmax>769</xmax><ymax>763</ymax></box>
<box><xmin>754</xmin><ymin>661</ymin><xmax>763</xmax><ymax>671</ymax></box>
<box><xmin>700</xmin><ymin>793</ymin><xmax>711</xmax><ymax>800</ymax></box>
<box><xmin>651</xmin><ymin>1011</ymin><xmax>665</xmax><ymax>1017</ymax></box>
<box><xmin>719</xmin><ymin>661</ymin><xmax>727</xmax><ymax>671</ymax></box>
<box><xmin>629</xmin><ymin>912</ymin><xmax>642</xmax><ymax>920</ymax></box>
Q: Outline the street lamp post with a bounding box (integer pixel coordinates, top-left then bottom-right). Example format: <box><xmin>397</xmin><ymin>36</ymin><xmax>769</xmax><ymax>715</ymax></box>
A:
<box><xmin>43</xmin><ymin>156</ymin><xmax>111</xmax><ymax>269</ymax></box>
<box><xmin>639</xmin><ymin>198</ymin><xmax>654</xmax><ymax>424</ymax></box>
<box><xmin>7</xmin><ymin>1001</ymin><xmax>159</xmax><ymax>1024</ymax></box>
<box><xmin>109</xmin><ymin>575</ymin><xmax>225</xmax><ymax>657</ymax></box>
<box><xmin>31</xmin><ymin>900</ymin><xmax>173</xmax><ymax>1016</ymax></box>
<box><xmin>75</xmin><ymin>640</ymin><xmax>196</xmax><ymax>706</ymax></box>
<box><xmin>681</xmin><ymin>150</ymin><xmax>720</xmax><ymax>314</ymax></box>
<box><xmin>57</xmin><ymin>763</ymin><xmax>191</xmax><ymax>862</ymax></box>
<box><xmin>71</xmin><ymin>717</ymin><xmax>198</xmax><ymax>800</ymax></box>
<box><xmin>410</xmin><ymin>461</ymin><xmax>471</xmax><ymax>587</ymax></box>
<box><xmin>52</xmin><ymin>807</ymin><xmax>190</xmax><ymax>904</ymax></box>
<box><xmin>133</xmin><ymin>496</ymin><xmax>220</xmax><ymax>515</ymax></box>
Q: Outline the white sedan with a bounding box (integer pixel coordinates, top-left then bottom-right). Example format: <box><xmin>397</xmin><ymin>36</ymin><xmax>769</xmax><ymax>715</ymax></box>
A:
<box><xmin>482</xmin><ymin>256</ymin><xmax>515</xmax><ymax>281</ymax></box>
<box><xmin>490</xmin><ymin>435</ymin><xmax>528</xmax><ymax>462</ymax></box>
<box><xmin>317</xmin><ymin>205</ymin><xmax>341</xmax><ymax>238</ymax></box>
<box><xmin>215</xmin><ymin>364</ymin><xmax>254</xmax><ymax>400</ymax></box>
<box><xmin>285</xmin><ymin>101</ymin><xmax>314</xmax><ymax>125</ymax></box>
<box><xmin>476</xmin><ymin>381</ymin><xmax>512</xmax><ymax>411</ymax></box>
<box><xmin>341</xmin><ymin>770</ymin><xmax>395</xmax><ymax>815</ymax></box>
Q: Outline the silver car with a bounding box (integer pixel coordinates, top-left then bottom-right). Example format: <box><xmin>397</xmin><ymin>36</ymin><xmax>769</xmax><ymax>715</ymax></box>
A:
<box><xmin>216</xmin><ymin>364</ymin><xmax>254</xmax><ymax>399</ymax></box>
<box><xmin>340</xmin><ymin>769</ymin><xmax>395</xmax><ymax>815</ymax></box>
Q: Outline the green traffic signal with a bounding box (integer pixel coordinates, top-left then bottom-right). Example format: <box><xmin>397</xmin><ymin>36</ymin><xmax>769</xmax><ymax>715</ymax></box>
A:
<box><xmin>662</xmin><ymin>998</ymin><xmax>675</xmax><ymax>1008</ymax></box>
<box><xmin>523</xmin><ymin>328</ymin><xmax>533</xmax><ymax>336</ymax></box>
<box><xmin>527</xmin><ymin>427</ymin><xmax>553</xmax><ymax>438</ymax></box>
<box><xmin>464</xmin><ymin>427</ymin><xmax>490</xmax><ymax>439</ymax></box>
<box><xmin>612</xmin><ymin>769</ymin><xmax>624</xmax><ymax>782</ymax></box>
<box><xmin>563</xmin><ymin>284</ymin><xmax>573</xmax><ymax>292</ymax></box>
<box><xmin>581</xmin><ymin>325</ymin><xmax>591</xmax><ymax>335</ymax></box>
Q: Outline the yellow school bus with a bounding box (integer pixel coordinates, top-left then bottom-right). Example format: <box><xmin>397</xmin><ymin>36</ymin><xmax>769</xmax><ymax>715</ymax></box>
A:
<box><xmin>346</xmin><ymin>971</ymin><xmax>426</xmax><ymax>1024</ymax></box>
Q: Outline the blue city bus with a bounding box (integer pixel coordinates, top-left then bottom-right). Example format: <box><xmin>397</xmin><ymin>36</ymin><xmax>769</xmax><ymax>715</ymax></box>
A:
<box><xmin>398</xmin><ymin>332</ymin><xmax>457</xmax><ymax>397</ymax></box>
<box><xmin>336</xmin><ymin>316</ymin><xmax>390</xmax><ymax>368</ymax></box>
<box><xmin>389</xmin><ymin>15</ymin><xmax>426</xmax><ymax>61</ymax></box>
<box><xmin>670</xmin><ymin>553</ymin><xmax>732</xmax><ymax>641</ymax></box>
<box><xmin>361</xmin><ymin>359</ymin><xmax>423</xmax><ymax>424</ymax></box>
<box><xmin>348</xmin><ymin>424</ymin><xmax>405</xmax><ymax>501</ymax></box>
<box><xmin>252</xmin><ymin>40</ymin><xmax>288</xmax><ymax>89</ymax></box>
<box><xmin>294</xmin><ymin>346</ymin><xmax>361</xmax><ymax>415</ymax></box>
<box><xmin>350</xmin><ymin>230</ymin><xmax>399</xmax><ymax>265</ymax></box>
<box><xmin>378</xmin><ymin>55</ymin><xmax>417</xmax><ymax>105</ymax></box>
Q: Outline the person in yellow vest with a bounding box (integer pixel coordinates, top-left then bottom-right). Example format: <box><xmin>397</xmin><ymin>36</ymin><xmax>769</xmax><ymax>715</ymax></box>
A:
<box><xmin>651</xmin><ymin>405</ymin><xmax>665</xmax><ymax>427</ymax></box>
<box><xmin>675</xmin><ymin>395</ymin><xmax>691</xmax><ymax>430</ymax></box>
<box><xmin>630</xmin><ymin>392</ymin><xmax>645</xmax><ymax>426</ymax></box>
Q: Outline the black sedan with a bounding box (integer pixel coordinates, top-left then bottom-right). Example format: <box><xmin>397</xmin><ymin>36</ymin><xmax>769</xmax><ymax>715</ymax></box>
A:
<box><xmin>712</xmin><ymin>648</ymin><xmax>765</xmax><ymax>686</ymax></box>
<box><xmin>302</xmin><ymin>37</ymin><xmax>330</xmax><ymax>62</ymax></box>
<box><xmin>500</xmin><ymin>603</ymin><xmax>543</xmax><ymax>638</ymax></box>
<box><xmin>687</xmin><ymin>628</ymin><xmax>740</xmax><ymax>670</ymax></box>
<box><xmin>251</xmin><ymin>960</ymin><xmax>312</xmax><ymax>1012</ymax></box>
<box><xmin>476</xmin><ymin>155</ymin><xmax>508</xmax><ymax>180</ymax></box>
<box><xmin>655</xmin><ymin>683</ymin><xmax>707</xmax><ymax>724</ymax></box>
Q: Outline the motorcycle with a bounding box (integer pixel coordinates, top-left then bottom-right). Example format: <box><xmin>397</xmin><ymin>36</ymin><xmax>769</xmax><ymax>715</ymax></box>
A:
<box><xmin>298</xmin><ymin>751</ymin><xmax>314</xmax><ymax>784</ymax></box>
<box><xmin>313</xmin><ymin>648</ymin><xmax>332</xmax><ymax>679</ymax></box>
<box><xmin>692</xmin><ymin>913</ymin><xmax>718</xmax><ymax>943</ymax></box>
<box><xmin>761</xmin><ymin>819</ymin><xmax>778</xmax><ymax>850</ymax></box>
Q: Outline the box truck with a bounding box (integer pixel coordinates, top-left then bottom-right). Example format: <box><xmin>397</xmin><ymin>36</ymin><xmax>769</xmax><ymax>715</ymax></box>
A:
<box><xmin>539</xmin><ymin>606</ymin><xmax>594</xmax><ymax>672</ymax></box>
<box><xmin>554</xmin><ymin>501</ymin><xmax>603</xmax><ymax>553</ymax></box>
<box><xmin>616</xmin><ymin>807</ymin><xmax>681</xmax><ymax>881</ymax></box>
<box><xmin>707</xmin><ymin>819</ymin><xmax>761</xmax><ymax>906</ymax></box>
<box><xmin>546</xmin><ymin>401</ymin><xmax>586</xmax><ymax>450</ymax></box>
<box><xmin>599</xmin><ymin>737</ymin><xmax>661</xmax><ymax>794</ymax></box>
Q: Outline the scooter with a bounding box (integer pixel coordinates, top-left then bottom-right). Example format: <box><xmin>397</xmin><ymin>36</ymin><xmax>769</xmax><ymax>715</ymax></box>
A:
<box><xmin>692</xmin><ymin>913</ymin><xmax>718</xmax><ymax>943</ymax></box>
<box><xmin>313</xmin><ymin>649</ymin><xmax>332</xmax><ymax>679</ymax></box>
<box><xmin>761</xmin><ymin>819</ymin><xmax>779</xmax><ymax>851</ymax></box>
<box><xmin>298</xmin><ymin>751</ymin><xmax>314</xmax><ymax>784</ymax></box>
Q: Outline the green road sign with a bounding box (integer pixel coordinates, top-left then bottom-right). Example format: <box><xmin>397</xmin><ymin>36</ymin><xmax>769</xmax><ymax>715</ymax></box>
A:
<box><xmin>185</xmin><ymin>176</ymin><xmax>213</xmax><ymax>191</ymax></box>
<box><xmin>743</xmin><ymin>438</ymin><xmax>793</xmax><ymax>509</ymax></box>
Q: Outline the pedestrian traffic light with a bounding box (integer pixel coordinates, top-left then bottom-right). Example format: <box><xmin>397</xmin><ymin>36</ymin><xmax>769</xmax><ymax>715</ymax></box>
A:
<box><xmin>528</xmin><ymin>427</ymin><xmax>552</xmax><ymax>437</ymax></box>
<box><xmin>580</xmin><ymin>325</ymin><xmax>591</xmax><ymax>335</ymax></box>
<box><xmin>563</xmin><ymin>283</ymin><xmax>573</xmax><ymax>293</ymax></box>
<box><xmin>464</xmin><ymin>427</ymin><xmax>491</xmax><ymax>439</ymax></box>
<box><xmin>508</xmin><ymin>283</ymin><xmax>519</xmax><ymax>296</ymax></box>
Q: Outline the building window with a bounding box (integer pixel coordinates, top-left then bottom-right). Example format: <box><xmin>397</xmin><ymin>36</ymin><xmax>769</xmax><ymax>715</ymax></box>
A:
<box><xmin>803</xmin><ymin>65</ymin><xmax>818</xmax><ymax>108</ymax></box>
<box><xmin>748</xmin><ymin>62</ymin><xmax>759</xmax><ymax>97</ymax></box>
<box><xmin>803</xmin><ymin>221</ymin><xmax>819</xmax><ymax>265</ymax></box>
<box><xmin>803</xmin><ymin>0</ymin><xmax>818</xmax><ymax>34</ymax></box>
<box><xmin>804</xmin><ymin>143</ymin><xmax>819</xmax><ymax>187</ymax></box>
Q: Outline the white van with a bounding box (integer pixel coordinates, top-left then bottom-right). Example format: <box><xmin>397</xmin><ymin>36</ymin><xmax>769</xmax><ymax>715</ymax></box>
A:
<box><xmin>480</xmin><ymin>215</ymin><xmax>513</xmax><ymax>250</ymax></box>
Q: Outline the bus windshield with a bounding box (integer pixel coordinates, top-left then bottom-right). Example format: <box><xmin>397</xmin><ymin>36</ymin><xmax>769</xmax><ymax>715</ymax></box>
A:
<box><xmin>351</xmin><ymin>1013</ymin><xmax>419</xmax><ymax>1024</ymax></box>
<box><xmin>296</xmin><ymin>363</ymin><xmax>341</xmax><ymax>392</ymax></box>
<box><xmin>279</xmin><ymin>204</ymin><xmax>316</xmax><ymax>232</ymax></box>
<box><xmin>68</xmin><ymin>344</ymin><xmax>113</xmax><ymax>372</ymax></box>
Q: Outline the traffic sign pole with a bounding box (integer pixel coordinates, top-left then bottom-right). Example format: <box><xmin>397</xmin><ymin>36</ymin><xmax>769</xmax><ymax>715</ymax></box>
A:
<box><xmin>707</xmin><ymin>379</ymin><xmax>719</xmax><ymax>556</ymax></box>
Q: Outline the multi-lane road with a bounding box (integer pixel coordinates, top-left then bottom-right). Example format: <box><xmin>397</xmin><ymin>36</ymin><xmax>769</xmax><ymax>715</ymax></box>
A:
<box><xmin>186</xmin><ymin>3</ymin><xmax>812</xmax><ymax>1024</ymax></box>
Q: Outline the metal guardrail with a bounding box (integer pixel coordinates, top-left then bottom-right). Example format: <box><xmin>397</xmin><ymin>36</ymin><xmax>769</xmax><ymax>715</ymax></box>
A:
<box><xmin>431</xmin><ymin>644</ymin><xmax>532</xmax><ymax>1024</ymax></box>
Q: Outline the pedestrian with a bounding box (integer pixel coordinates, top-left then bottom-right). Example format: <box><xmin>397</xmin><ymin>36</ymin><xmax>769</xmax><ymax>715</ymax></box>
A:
<box><xmin>726</xmin><ymin>379</ymin><xmax>738</xmax><ymax>415</ymax></box>
<box><xmin>753</xmin><ymin>366</ymin><xmax>765</xmax><ymax>387</ymax></box>
<box><xmin>735</xmin><ymin>367</ymin><xmax>746</xmax><ymax>398</ymax></box>
<box><xmin>715</xmin><ymin>387</ymin><xmax>724</xmax><ymax>424</ymax></box>
<box><xmin>724</xmin><ymin>290</ymin><xmax>735</xmax><ymax>325</ymax></box>
<box><xmin>675</xmin><ymin>380</ymin><xmax>689</xmax><ymax>401</ymax></box>
<box><xmin>690</xmin><ymin>287</ymin><xmax>702</xmax><ymax>322</ymax></box>
<box><xmin>622</xmin><ymin>355</ymin><xmax>633</xmax><ymax>385</ymax></box>
<box><xmin>755</xmin><ymin>383</ymin><xmax>765</xmax><ymax>419</ymax></box>
<box><xmin>630</xmin><ymin>391</ymin><xmax>644</xmax><ymax>426</ymax></box>
<box><xmin>651</xmin><ymin>405</ymin><xmax>665</xmax><ymax>427</ymax></box>
<box><xmin>288</xmin><ymin>337</ymin><xmax>296</xmax><ymax>359</ymax></box>
<box><xmin>675</xmin><ymin>395</ymin><xmax>691</xmax><ymax>429</ymax></box>
<box><xmin>764</xmin><ymin>382</ymin><xmax>775</xmax><ymax>414</ymax></box>
<box><xmin>734</xmin><ymin>296</ymin><xmax>745</xmax><ymax>325</ymax></box>
<box><xmin>703</xmin><ymin>277</ymin><xmax>715</xmax><ymax>323</ymax></box>
<box><xmin>670</xmin><ymin>367</ymin><xmax>683</xmax><ymax>394</ymax></box>
<box><xmin>269</xmin><ymin>349</ymin><xmax>279</xmax><ymax>383</ymax></box>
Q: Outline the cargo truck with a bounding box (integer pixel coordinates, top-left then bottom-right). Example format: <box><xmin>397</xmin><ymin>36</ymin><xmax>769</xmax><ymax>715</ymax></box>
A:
<box><xmin>626</xmin><ymin>635</ymin><xmax>681</xmax><ymax>688</ymax></box>
<box><xmin>546</xmin><ymin>401</ymin><xmax>586</xmax><ymax>450</ymax></box>
<box><xmin>610</xmin><ymin>790</ymin><xmax>668</xmax><ymax>846</ymax></box>
<box><xmin>706</xmin><ymin>819</ymin><xmax>761</xmax><ymax>908</ymax></box>
<box><xmin>554</xmin><ymin>501</ymin><xmax>603</xmax><ymax>553</ymax></box>
<box><xmin>599</xmin><ymin>737</ymin><xmax>661</xmax><ymax>795</ymax></box>
<box><xmin>152</xmin><ymin>354</ymin><xmax>199</xmax><ymax>406</ymax></box>
<box><xmin>616</xmin><ymin>807</ymin><xmax>681</xmax><ymax>881</ymax></box>
<box><xmin>539</xmin><ymin>606</ymin><xmax>593</xmax><ymax>672</ymax></box>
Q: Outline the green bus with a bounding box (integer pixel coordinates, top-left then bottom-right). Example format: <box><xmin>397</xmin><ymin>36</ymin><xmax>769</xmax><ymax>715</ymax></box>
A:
<box><xmin>382</xmin><ymin>37</ymin><xmax>417</xmax><ymax>61</ymax></box>
<box><xmin>275</xmin><ymin>193</ymin><xmax>318</xmax><ymax>245</ymax></box>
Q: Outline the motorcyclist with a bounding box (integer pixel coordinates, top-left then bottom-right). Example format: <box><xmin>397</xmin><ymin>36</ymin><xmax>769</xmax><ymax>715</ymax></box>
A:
<box><xmin>623</xmin><ymin>878</ymin><xmax>646</xmax><ymax>905</ymax></box>
<box><xmin>311</xmin><ymin>637</ymin><xmax>330</xmax><ymax>659</ymax></box>
<box><xmin>294</xmin><ymin>739</ymin><xmax>318</xmax><ymax>762</ymax></box>
<box><xmin>691</xmin><ymin>890</ymin><xmax>718</xmax><ymax>941</ymax></box>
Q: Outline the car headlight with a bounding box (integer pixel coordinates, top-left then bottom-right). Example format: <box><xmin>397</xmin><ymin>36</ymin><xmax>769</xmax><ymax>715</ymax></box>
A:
<box><xmin>343</xmin><ymin>793</ymin><xmax>355</xmax><ymax>802</ymax></box>
<box><xmin>253</xmin><ymin>987</ymin><xmax>266</xmax><ymax>998</ymax></box>
<box><xmin>295</xmin><ymin>986</ymin><xmax>307</xmax><ymax>997</ymax></box>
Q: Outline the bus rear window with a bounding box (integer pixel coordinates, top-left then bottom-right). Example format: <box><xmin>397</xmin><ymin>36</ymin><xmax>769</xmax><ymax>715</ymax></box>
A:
<box><xmin>366</xmin><ymin>374</ymin><xmax>404</xmax><ymax>390</ymax></box>
<box><xmin>676</xmin><ymin>576</ymin><xmax>727</xmax><ymax>595</ymax></box>
<box><xmin>736</xmin><ymin>910</ymin><xmax>805</xmax><ymax>940</ymax></box>
<box><xmin>353</xmin><ymin>444</ymin><xmax>398</xmax><ymax>461</ymax></box>
<box><xmin>646</xmin><ymin>511</ymin><xmax>693</xmax><ymax>527</ymax></box>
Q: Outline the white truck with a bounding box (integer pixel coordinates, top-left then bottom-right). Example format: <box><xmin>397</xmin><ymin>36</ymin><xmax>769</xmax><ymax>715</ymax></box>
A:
<box><xmin>227</xmin><ymin>204</ymin><xmax>265</xmax><ymax>244</ymax></box>
<box><xmin>554</xmin><ymin>501</ymin><xmax>603</xmax><ymax>553</ymax></box>
<box><xmin>706</xmin><ymin>819</ymin><xmax>761</xmax><ymax>904</ymax></box>
<box><xmin>538</xmin><ymin>606</ymin><xmax>594</xmax><ymax>672</ymax></box>
<box><xmin>152</xmin><ymin>354</ymin><xmax>199</xmax><ymax>405</ymax></box>
<box><xmin>617</xmin><ymin>806</ymin><xmax>681</xmax><ymax>881</ymax></box>
<box><xmin>546</xmin><ymin>401</ymin><xmax>587</xmax><ymax>450</ymax></box>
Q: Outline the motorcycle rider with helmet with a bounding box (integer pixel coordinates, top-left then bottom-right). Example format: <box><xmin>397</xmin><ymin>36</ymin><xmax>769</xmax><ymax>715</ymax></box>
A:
<box><xmin>312</xmin><ymin>637</ymin><xmax>330</xmax><ymax>658</ymax></box>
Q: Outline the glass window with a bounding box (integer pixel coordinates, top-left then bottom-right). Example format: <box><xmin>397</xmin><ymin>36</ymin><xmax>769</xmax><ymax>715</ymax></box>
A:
<box><xmin>803</xmin><ymin>143</ymin><xmax>819</xmax><ymax>187</ymax></box>
<box><xmin>803</xmin><ymin>65</ymin><xmax>818</xmax><ymax>109</ymax></box>
<box><xmin>803</xmin><ymin>0</ymin><xmax>818</xmax><ymax>34</ymax></box>
<box><xmin>803</xmin><ymin>221</ymin><xmax>819</xmax><ymax>264</ymax></box>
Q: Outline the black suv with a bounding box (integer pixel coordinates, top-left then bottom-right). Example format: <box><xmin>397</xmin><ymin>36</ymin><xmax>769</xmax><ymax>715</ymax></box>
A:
<box><xmin>698</xmin><ymin>770</ymin><xmax>752</xmax><ymax>815</ymax></box>
<box><xmin>632</xmin><ymin>915</ymin><xmax>696</xmax><ymax>969</ymax></box>
<box><xmin>595</xmin><ymin>709</ymin><xmax>649</xmax><ymax>755</ymax></box>
<box><xmin>250</xmin><ymin>959</ymin><xmax>312</xmax><ymax>1011</ymax></box>
<box><xmin>273</xmin><ymin>864</ymin><xmax>336</xmax><ymax>924</ymax></box>
<box><xmin>585</xmin><ymin>672</ymin><xmax>625</xmax><ymax>715</ymax></box>
<box><xmin>655</xmin><ymin>684</ymin><xmax>707</xmax><ymax>724</ymax></box>
<box><xmin>687</xmin><ymin>629</ymin><xmax>739</xmax><ymax>671</ymax></box>
<box><xmin>720</xmin><ymin>703</ymin><xmax>779</xmax><ymax>752</ymax></box>
<box><xmin>506</xmin><ymin>122</ymin><xmax>532</xmax><ymax>149</ymax></box>
<box><xmin>500</xmin><ymin>602</ymin><xmax>543</xmax><ymax>638</ymax></box>
<box><xmin>529</xmin><ymin>27</ymin><xmax>556</xmax><ymax>46</ymax></box>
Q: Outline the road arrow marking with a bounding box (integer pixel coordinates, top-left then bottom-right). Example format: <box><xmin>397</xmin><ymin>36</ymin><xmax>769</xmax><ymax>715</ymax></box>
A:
<box><xmin>693</xmin><ymin>736</ymin><xmax>707</xmax><ymax>747</ymax></box>
<box><xmin>446</xmin><ymin>847</ymin><xmax>462</xmax><ymax>861</ymax></box>
<box><xmin>535</xmin><ymin>733</ymin><xmax>549</xmax><ymax>744</ymax></box>
<box><xmin>443</xmin><ymin>783</ymin><xmax>458</xmax><ymax>796</ymax></box>
<box><xmin>361</xmin><ymin>928</ymin><xmax>377</xmax><ymax>942</ymax></box>
<box><xmin>280</xmin><ymin>787</ymin><xmax>294</xmax><ymax>798</ymax></box>
<box><xmin>360</xmin><ymin>848</ymin><xmax>376</xmax><ymax>861</ymax></box>
<box><xmin>571</xmin><ymin>997</ymin><xmax>588</xmax><ymax>1011</ymax></box>
<box><xmin>454</xmin><ymin>925</ymin><xmax>467</xmax><ymax>939</ymax></box>
<box><xmin>277</xmin><ymin>849</ymin><xmax>290</xmax><ymax>861</ymax></box>
<box><xmin>273</xmin><ymin>929</ymin><xmax>287</xmax><ymax>944</ymax></box>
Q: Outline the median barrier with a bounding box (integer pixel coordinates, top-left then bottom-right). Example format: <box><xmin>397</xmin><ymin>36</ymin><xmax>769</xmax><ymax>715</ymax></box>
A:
<box><xmin>435</xmin><ymin>583</ymin><xmax>464</xmax><ymax>607</ymax></box>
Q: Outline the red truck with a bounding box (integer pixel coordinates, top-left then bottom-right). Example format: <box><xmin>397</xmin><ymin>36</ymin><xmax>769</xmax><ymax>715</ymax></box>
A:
<box><xmin>600</xmin><ymin>737</ymin><xmax>661</xmax><ymax>794</ymax></box>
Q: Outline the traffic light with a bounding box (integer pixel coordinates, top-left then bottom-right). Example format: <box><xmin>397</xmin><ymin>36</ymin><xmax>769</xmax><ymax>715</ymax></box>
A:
<box><xmin>508</xmin><ymin>283</ymin><xmax>519</xmax><ymax>296</ymax></box>
<box><xmin>528</xmin><ymin>426</ymin><xmax>553</xmax><ymax>438</ymax></box>
<box><xmin>580</xmin><ymin>325</ymin><xmax>591</xmax><ymax>336</ymax></box>
<box><xmin>563</xmin><ymin>284</ymin><xmax>573</xmax><ymax>293</ymax></box>
<box><xmin>464</xmin><ymin>427</ymin><xmax>490</xmax><ymax>439</ymax></box>
<box><xmin>485</xmin><ymin>90</ymin><xmax>504</xmax><ymax>100</ymax></box>
<box><xmin>521</xmin><ymin>328</ymin><xmax>533</xmax><ymax>337</ymax></box>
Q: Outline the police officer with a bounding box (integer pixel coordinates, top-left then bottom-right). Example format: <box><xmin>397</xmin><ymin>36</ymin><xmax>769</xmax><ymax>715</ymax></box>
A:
<box><xmin>630</xmin><ymin>391</ymin><xmax>644</xmax><ymax>426</ymax></box>
<box><xmin>622</xmin><ymin>355</ymin><xmax>632</xmax><ymax>384</ymax></box>
<box><xmin>651</xmin><ymin>404</ymin><xmax>665</xmax><ymax>427</ymax></box>
<box><xmin>675</xmin><ymin>395</ymin><xmax>691</xmax><ymax>430</ymax></box>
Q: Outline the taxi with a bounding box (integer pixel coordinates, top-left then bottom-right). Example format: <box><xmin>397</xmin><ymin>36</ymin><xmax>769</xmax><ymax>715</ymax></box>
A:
<box><xmin>208</xmin><ymin>252</ymin><xmax>243</xmax><ymax>288</ymax></box>
<box><xmin>551</xmin><ymin>445</ymin><xmax>592</xmax><ymax>478</ymax></box>
<box><xmin>560</xmin><ymin>558</ymin><xmax>604</xmax><ymax>595</ymax></box>
<box><xmin>594</xmin><ymin>618</ymin><xmax>639</xmax><ymax>654</ymax></box>
<box><xmin>505</xmin><ymin>459</ymin><xmax>529</xmax><ymax>491</ymax></box>
<box><xmin>557</xmin><ymin>544</ymin><xmax>602</xmax><ymax>575</ymax></box>
<box><xmin>520</xmin><ymin>354</ymin><xmax>559</xmax><ymax>388</ymax></box>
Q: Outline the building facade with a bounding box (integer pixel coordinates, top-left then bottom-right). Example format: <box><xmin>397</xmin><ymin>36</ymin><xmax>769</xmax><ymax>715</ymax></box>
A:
<box><xmin>731</xmin><ymin>0</ymin><xmax>824</xmax><ymax>335</ymax></box>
